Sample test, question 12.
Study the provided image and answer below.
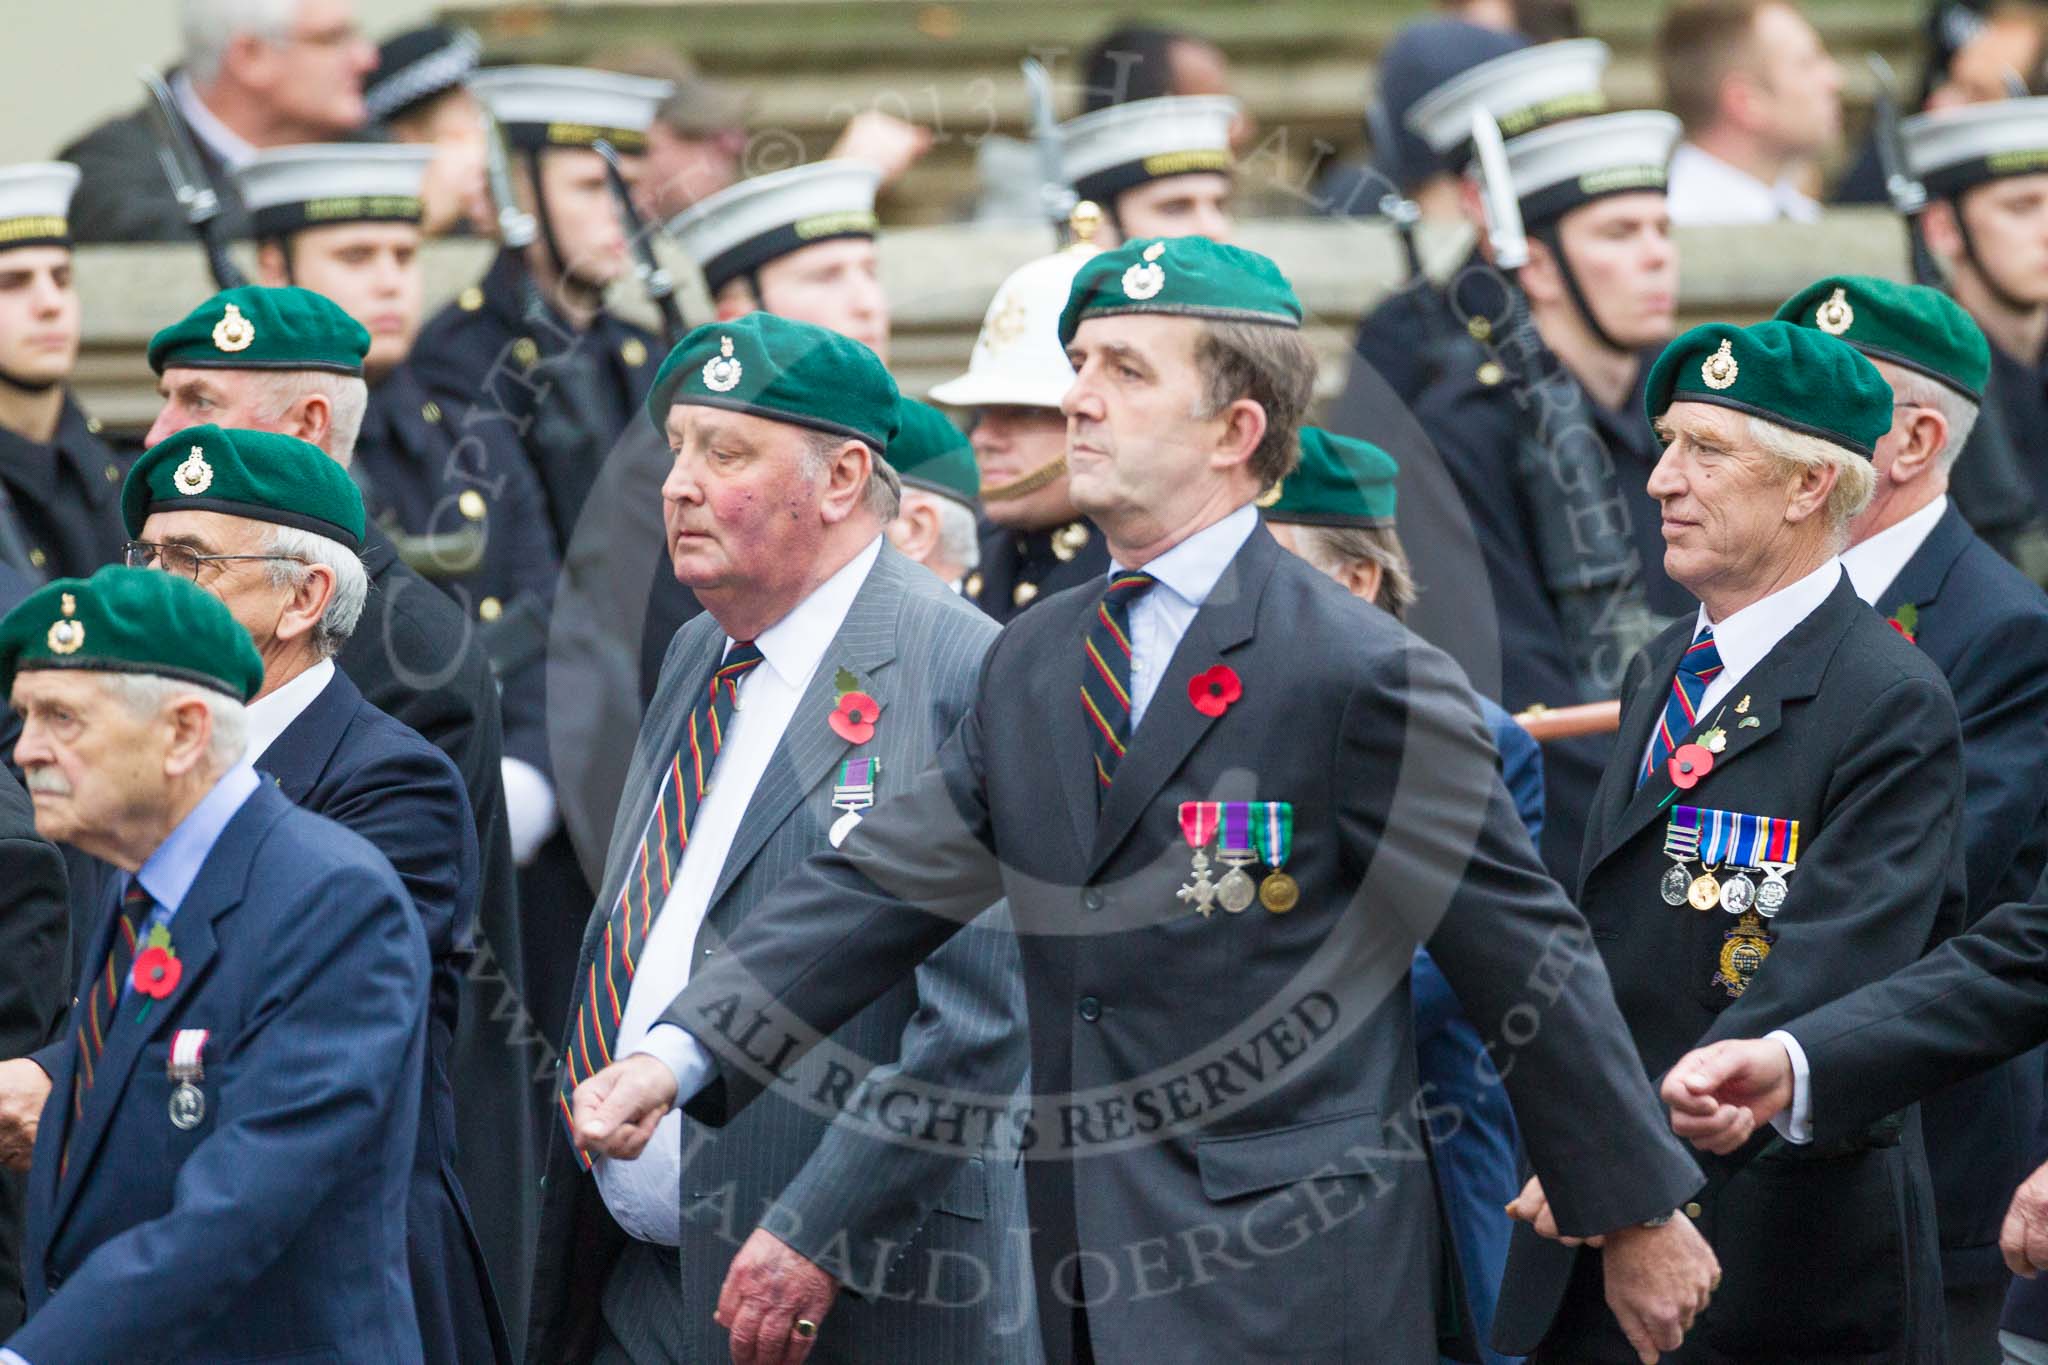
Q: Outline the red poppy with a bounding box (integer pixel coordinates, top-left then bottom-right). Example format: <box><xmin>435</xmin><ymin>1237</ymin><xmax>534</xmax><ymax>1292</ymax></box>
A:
<box><xmin>1887</xmin><ymin>616</ymin><xmax>1915</xmax><ymax>643</ymax></box>
<box><xmin>1188</xmin><ymin>666</ymin><xmax>1243</xmax><ymax>718</ymax></box>
<box><xmin>131</xmin><ymin>946</ymin><xmax>181</xmax><ymax>1000</ymax></box>
<box><xmin>829</xmin><ymin>690</ymin><xmax>880</xmax><ymax>744</ymax></box>
<box><xmin>1667</xmin><ymin>743</ymin><xmax>1715</xmax><ymax>790</ymax></box>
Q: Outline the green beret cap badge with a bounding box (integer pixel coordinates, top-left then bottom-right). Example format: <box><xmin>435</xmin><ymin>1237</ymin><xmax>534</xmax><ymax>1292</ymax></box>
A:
<box><xmin>1122</xmin><ymin>242</ymin><xmax>1166</xmax><ymax>300</ymax></box>
<box><xmin>1814</xmin><ymin>287</ymin><xmax>1853</xmax><ymax>335</ymax></box>
<box><xmin>46</xmin><ymin>594</ymin><xmax>82</xmax><ymax>656</ymax></box>
<box><xmin>1700</xmin><ymin>339</ymin><xmax>1738</xmax><ymax>391</ymax></box>
<box><xmin>172</xmin><ymin>445</ymin><xmax>214</xmax><ymax>496</ymax></box>
<box><xmin>703</xmin><ymin>335</ymin><xmax>743</xmax><ymax>392</ymax></box>
<box><xmin>212</xmin><ymin>303</ymin><xmax>255</xmax><ymax>353</ymax></box>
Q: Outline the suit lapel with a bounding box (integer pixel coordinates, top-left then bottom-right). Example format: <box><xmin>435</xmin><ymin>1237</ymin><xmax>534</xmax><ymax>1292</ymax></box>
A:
<box><xmin>253</xmin><ymin>670</ymin><xmax>355</xmax><ymax>804</ymax></box>
<box><xmin>1872</xmin><ymin>503</ymin><xmax>1971</xmax><ymax>620</ymax></box>
<box><xmin>705</xmin><ymin>547</ymin><xmax>904</xmax><ymax>912</ymax></box>
<box><xmin>1590</xmin><ymin>579</ymin><xmax>1856</xmax><ymax>870</ymax></box>
<box><xmin>51</xmin><ymin>787</ymin><xmax>280</xmax><ymax>1236</ymax></box>
<box><xmin>1090</xmin><ymin>529</ymin><xmax>1276</xmax><ymax>874</ymax></box>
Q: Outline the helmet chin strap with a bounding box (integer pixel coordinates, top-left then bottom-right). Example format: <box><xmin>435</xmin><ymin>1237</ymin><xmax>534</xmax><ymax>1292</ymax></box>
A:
<box><xmin>1532</xmin><ymin>222</ymin><xmax>1629</xmax><ymax>357</ymax></box>
<box><xmin>978</xmin><ymin>454</ymin><xmax>1067</xmax><ymax>503</ymax></box>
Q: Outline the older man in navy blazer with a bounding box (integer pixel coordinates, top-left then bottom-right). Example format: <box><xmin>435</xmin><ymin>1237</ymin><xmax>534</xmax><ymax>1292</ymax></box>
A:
<box><xmin>120</xmin><ymin>425</ymin><xmax>509</xmax><ymax>1362</ymax></box>
<box><xmin>0</xmin><ymin>565</ymin><xmax>427</xmax><ymax>1363</ymax></box>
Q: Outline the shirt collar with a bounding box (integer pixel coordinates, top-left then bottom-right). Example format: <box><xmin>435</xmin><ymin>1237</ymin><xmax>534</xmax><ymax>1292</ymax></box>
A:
<box><xmin>242</xmin><ymin>658</ymin><xmax>336</xmax><ymax>765</ymax></box>
<box><xmin>1839</xmin><ymin>495</ymin><xmax>1949</xmax><ymax>605</ymax></box>
<box><xmin>1694</xmin><ymin>557</ymin><xmax>1843</xmax><ymax>682</ymax></box>
<box><xmin>733</xmin><ymin>535</ymin><xmax>884</xmax><ymax>691</ymax></box>
<box><xmin>135</xmin><ymin>763</ymin><xmax>263</xmax><ymax>914</ymax></box>
<box><xmin>172</xmin><ymin>72</ymin><xmax>257</xmax><ymax>171</ymax></box>
<box><xmin>1108</xmin><ymin>502</ymin><xmax>1259</xmax><ymax>608</ymax></box>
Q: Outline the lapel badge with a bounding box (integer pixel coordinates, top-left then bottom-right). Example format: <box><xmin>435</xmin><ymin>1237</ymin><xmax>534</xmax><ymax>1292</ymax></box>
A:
<box><xmin>621</xmin><ymin>338</ymin><xmax>648</xmax><ymax>368</ymax></box>
<box><xmin>702</xmin><ymin>335</ymin><xmax>744</xmax><ymax>392</ymax></box>
<box><xmin>1734</xmin><ymin>694</ymin><xmax>1750</xmax><ymax>714</ymax></box>
<box><xmin>1122</xmin><ymin>242</ymin><xmax>1167</xmax><ymax>301</ymax></box>
<box><xmin>45</xmin><ymin>592</ymin><xmax>83</xmax><ymax>655</ymax></box>
<box><xmin>1814</xmin><ymin>287</ymin><xmax>1854</xmax><ymax>335</ymax></box>
<box><xmin>211</xmin><ymin>303</ymin><xmax>255</xmax><ymax>353</ymax></box>
<box><xmin>1698</xmin><ymin>725</ymin><xmax>1728</xmax><ymax>755</ymax></box>
<box><xmin>1699</xmin><ymin>338</ymin><xmax>1739</xmax><ymax>390</ymax></box>
<box><xmin>173</xmin><ymin>444</ymin><xmax>215</xmax><ymax>496</ymax></box>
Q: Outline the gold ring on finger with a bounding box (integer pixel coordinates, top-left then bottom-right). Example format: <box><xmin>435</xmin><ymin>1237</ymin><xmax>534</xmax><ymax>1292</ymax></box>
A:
<box><xmin>794</xmin><ymin>1318</ymin><xmax>819</xmax><ymax>1340</ymax></box>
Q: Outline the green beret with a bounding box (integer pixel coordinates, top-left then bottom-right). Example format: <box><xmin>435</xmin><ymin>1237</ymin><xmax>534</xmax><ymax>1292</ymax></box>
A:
<box><xmin>1058</xmin><ymin>236</ymin><xmax>1303</xmax><ymax>348</ymax></box>
<box><xmin>889</xmin><ymin>398</ymin><xmax>979</xmax><ymax>508</ymax></box>
<box><xmin>1263</xmin><ymin>426</ymin><xmax>1398</xmax><ymax>526</ymax></box>
<box><xmin>1772</xmin><ymin>274</ymin><xmax>1989</xmax><ymax>402</ymax></box>
<box><xmin>124</xmin><ymin>425</ymin><xmax>366</xmax><ymax>552</ymax></box>
<box><xmin>147</xmin><ymin>285</ymin><xmax>369</xmax><ymax>377</ymax></box>
<box><xmin>0</xmin><ymin>565</ymin><xmax>264</xmax><ymax>702</ymax></box>
<box><xmin>646</xmin><ymin>313</ymin><xmax>900</xmax><ymax>453</ymax></box>
<box><xmin>1644</xmin><ymin>320</ymin><xmax>1893</xmax><ymax>459</ymax></box>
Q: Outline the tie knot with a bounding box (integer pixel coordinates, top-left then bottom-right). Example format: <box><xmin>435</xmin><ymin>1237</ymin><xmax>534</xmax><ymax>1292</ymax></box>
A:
<box><xmin>1680</xmin><ymin>627</ymin><xmax>1722</xmax><ymax>678</ymax></box>
<box><xmin>121</xmin><ymin>880</ymin><xmax>151</xmax><ymax>911</ymax></box>
<box><xmin>1104</xmin><ymin>571</ymin><xmax>1157</xmax><ymax>603</ymax></box>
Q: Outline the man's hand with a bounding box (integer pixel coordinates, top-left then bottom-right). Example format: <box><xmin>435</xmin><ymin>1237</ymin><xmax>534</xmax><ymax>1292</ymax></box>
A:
<box><xmin>826</xmin><ymin>111</ymin><xmax>934</xmax><ymax>186</ymax></box>
<box><xmin>2004</xmin><ymin>1159</ymin><xmax>2048</xmax><ymax>1277</ymax></box>
<box><xmin>0</xmin><ymin>1057</ymin><xmax>52</xmax><ymax>1171</ymax></box>
<box><xmin>716</xmin><ymin>1227</ymin><xmax>841</xmax><ymax>1365</ymax></box>
<box><xmin>1659</xmin><ymin>1038</ymin><xmax>1794</xmax><ymax>1154</ymax></box>
<box><xmin>1602</xmin><ymin>1214</ymin><xmax>1719</xmax><ymax>1363</ymax></box>
<box><xmin>571</xmin><ymin>1053</ymin><xmax>678</xmax><ymax>1160</ymax></box>
<box><xmin>1505</xmin><ymin>1174</ymin><xmax>1604</xmax><ymax>1247</ymax></box>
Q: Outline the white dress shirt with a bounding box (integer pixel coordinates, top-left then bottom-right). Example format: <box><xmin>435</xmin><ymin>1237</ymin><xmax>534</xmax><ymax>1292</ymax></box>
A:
<box><xmin>598</xmin><ymin>535</ymin><xmax>881</xmax><ymax>1244</ymax></box>
<box><xmin>242</xmin><ymin>659</ymin><xmax>336</xmax><ymax>765</ymax></box>
<box><xmin>637</xmin><ymin>504</ymin><xmax>1262</xmax><ymax>1119</ymax></box>
<box><xmin>172</xmin><ymin>72</ymin><xmax>257</xmax><ymax>172</ymax></box>
<box><xmin>1665</xmin><ymin>142</ymin><xmax>1821</xmax><ymax>226</ymax></box>
<box><xmin>1839</xmin><ymin>495</ymin><xmax>1948</xmax><ymax>606</ymax></box>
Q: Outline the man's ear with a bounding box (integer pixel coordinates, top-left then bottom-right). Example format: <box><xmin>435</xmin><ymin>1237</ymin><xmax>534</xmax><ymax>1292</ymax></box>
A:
<box><xmin>255</xmin><ymin>242</ymin><xmax>290</xmax><ymax>288</ymax></box>
<box><xmin>1515</xmin><ymin>234</ymin><xmax>1563</xmax><ymax>308</ymax></box>
<box><xmin>1890</xmin><ymin>406</ymin><xmax>1950</xmax><ymax>484</ymax></box>
<box><xmin>284</xmin><ymin>393</ymin><xmax>334</xmax><ymax>449</ymax></box>
<box><xmin>886</xmin><ymin>498</ymin><xmax>941</xmax><ymax>562</ymax></box>
<box><xmin>1921</xmin><ymin>198</ymin><xmax>1963</xmax><ymax>262</ymax></box>
<box><xmin>1783</xmin><ymin>458</ymin><xmax>1842</xmax><ymax>526</ymax></box>
<box><xmin>714</xmin><ymin>278</ymin><xmax>758</xmax><ymax>321</ymax></box>
<box><xmin>817</xmin><ymin>440</ymin><xmax>873</xmax><ymax>525</ymax></box>
<box><xmin>161</xmin><ymin>695</ymin><xmax>216</xmax><ymax>779</ymax></box>
<box><xmin>271</xmin><ymin>562</ymin><xmax>337</xmax><ymax>650</ymax></box>
<box><xmin>1212</xmin><ymin>398</ymin><xmax>1268</xmax><ymax>479</ymax></box>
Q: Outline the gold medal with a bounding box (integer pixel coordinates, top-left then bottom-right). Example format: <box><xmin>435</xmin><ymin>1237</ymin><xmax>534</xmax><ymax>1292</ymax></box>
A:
<box><xmin>1686</xmin><ymin>870</ymin><xmax>1722</xmax><ymax>912</ymax></box>
<box><xmin>1259</xmin><ymin>873</ymin><xmax>1298</xmax><ymax>913</ymax></box>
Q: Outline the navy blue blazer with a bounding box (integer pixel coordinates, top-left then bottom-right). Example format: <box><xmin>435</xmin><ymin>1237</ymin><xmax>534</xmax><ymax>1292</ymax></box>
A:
<box><xmin>14</xmin><ymin>782</ymin><xmax>428</xmax><ymax>1363</ymax></box>
<box><xmin>260</xmin><ymin>667</ymin><xmax>509</xmax><ymax>1362</ymax></box>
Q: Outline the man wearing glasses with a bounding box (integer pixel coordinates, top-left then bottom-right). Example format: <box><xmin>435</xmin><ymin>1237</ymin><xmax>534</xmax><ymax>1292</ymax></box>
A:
<box><xmin>60</xmin><ymin>0</ymin><xmax>376</xmax><ymax>243</ymax></box>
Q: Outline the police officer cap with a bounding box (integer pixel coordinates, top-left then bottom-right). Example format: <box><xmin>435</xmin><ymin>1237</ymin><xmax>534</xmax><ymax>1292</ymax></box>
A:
<box><xmin>0</xmin><ymin>565</ymin><xmax>265</xmax><ymax>703</ymax></box>
<box><xmin>148</xmin><ymin>286</ymin><xmax>369</xmax><ymax>377</ymax></box>
<box><xmin>1646</xmin><ymin>320</ymin><xmax>1892</xmax><ymax>459</ymax></box>
<box><xmin>364</xmin><ymin>24</ymin><xmax>481</xmax><ymax>125</ymax></box>
<box><xmin>647</xmin><ymin>313</ymin><xmax>901</xmax><ymax>454</ymax></box>
<box><xmin>124</xmin><ymin>424</ymin><xmax>366</xmax><ymax>552</ymax></box>
<box><xmin>1059</xmin><ymin>236</ymin><xmax>1302</xmax><ymax>348</ymax></box>
<box><xmin>1773</xmin><ymin>274</ymin><xmax>1990</xmax><ymax>402</ymax></box>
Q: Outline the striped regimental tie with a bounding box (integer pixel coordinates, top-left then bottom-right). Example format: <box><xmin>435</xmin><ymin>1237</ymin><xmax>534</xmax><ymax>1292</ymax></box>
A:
<box><xmin>64</xmin><ymin>880</ymin><xmax>151</xmax><ymax>1176</ymax></box>
<box><xmin>556</xmin><ymin>641</ymin><xmax>764</xmax><ymax>1164</ymax></box>
<box><xmin>1080</xmin><ymin>571</ymin><xmax>1159</xmax><ymax>796</ymax></box>
<box><xmin>1641</xmin><ymin>625</ymin><xmax>1724</xmax><ymax>787</ymax></box>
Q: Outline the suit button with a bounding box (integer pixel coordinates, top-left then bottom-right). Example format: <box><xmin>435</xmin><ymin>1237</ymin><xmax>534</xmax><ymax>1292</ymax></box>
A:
<box><xmin>1081</xmin><ymin>888</ymin><xmax>1103</xmax><ymax>912</ymax></box>
<box><xmin>1078</xmin><ymin>997</ymin><xmax>1101</xmax><ymax>1022</ymax></box>
<box><xmin>1684</xmin><ymin>1201</ymin><xmax>1702</xmax><ymax>1220</ymax></box>
<box><xmin>479</xmin><ymin>596</ymin><xmax>503</xmax><ymax>622</ymax></box>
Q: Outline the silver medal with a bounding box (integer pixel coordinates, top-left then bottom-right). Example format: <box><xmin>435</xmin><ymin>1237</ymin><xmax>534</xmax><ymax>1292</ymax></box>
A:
<box><xmin>1660</xmin><ymin>863</ymin><xmax>1691</xmax><ymax>907</ymax></box>
<box><xmin>1216</xmin><ymin>857</ymin><xmax>1256</xmax><ymax>914</ymax></box>
<box><xmin>1718</xmin><ymin>873</ymin><xmax>1757</xmax><ymax>916</ymax></box>
<box><xmin>169</xmin><ymin>1081</ymin><xmax>205</xmax><ymax>1130</ymax></box>
<box><xmin>828</xmin><ymin>809</ymin><xmax>862</xmax><ymax>848</ymax></box>
<box><xmin>1755</xmin><ymin>869</ymin><xmax>1789</xmax><ymax>916</ymax></box>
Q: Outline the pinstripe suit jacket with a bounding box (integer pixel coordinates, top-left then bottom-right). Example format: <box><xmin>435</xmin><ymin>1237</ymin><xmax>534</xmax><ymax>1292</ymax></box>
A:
<box><xmin>527</xmin><ymin>543</ymin><xmax>1037</xmax><ymax>1364</ymax></box>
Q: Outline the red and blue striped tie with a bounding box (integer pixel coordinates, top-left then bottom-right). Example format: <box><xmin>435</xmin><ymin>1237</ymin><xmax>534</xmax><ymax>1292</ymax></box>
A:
<box><xmin>65</xmin><ymin>880</ymin><xmax>150</xmax><ymax>1176</ymax></box>
<box><xmin>556</xmin><ymin>640</ymin><xmax>764</xmax><ymax>1163</ymax></box>
<box><xmin>1080</xmin><ymin>571</ymin><xmax>1158</xmax><ymax>793</ymax></box>
<box><xmin>1641</xmin><ymin>625</ymin><xmax>1724</xmax><ymax>787</ymax></box>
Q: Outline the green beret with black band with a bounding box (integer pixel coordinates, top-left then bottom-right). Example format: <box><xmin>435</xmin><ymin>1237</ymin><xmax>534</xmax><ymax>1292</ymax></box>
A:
<box><xmin>1262</xmin><ymin>426</ymin><xmax>1399</xmax><ymax>526</ymax></box>
<box><xmin>147</xmin><ymin>286</ymin><xmax>369</xmax><ymax>377</ymax></box>
<box><xmin>1645</xmin><ymin>320</ymin><xmax>1893</xmax><ymax>459</ymax></box>
<box><xmin>647</xmin><ymin>313</ymin><xmax>901</xmax><ymax>454</ymax></box>
<box><xmin>0</xmin><ymin>565</ymin><xmax>264</xmax><ymax>702</ymax></box>
<box><xmin>1772</xmin><ymin>274</ymin><xmax>1989</xmax><ymax>402</ymax></box>
<box><xmin>1059</xmin><ymin>236</ymin><xmax>1303</xmax><ymax>347</ymax></box>
<box><xmin>890</xmin><ymin>398</ymin><xmax>979</xmax><ymax>508</ymax></box>
<box><xmin>124</xmin><ymin>425</ymin><xmax>366</xmax><ymax>552</ymax></box>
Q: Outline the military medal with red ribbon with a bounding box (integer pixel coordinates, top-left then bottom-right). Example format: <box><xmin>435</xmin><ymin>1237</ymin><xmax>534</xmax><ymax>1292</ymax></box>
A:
<box><xmin>1177</xmin><ymin>802</ymin><xmax>1221</xmax><ymax>917</ymax></box>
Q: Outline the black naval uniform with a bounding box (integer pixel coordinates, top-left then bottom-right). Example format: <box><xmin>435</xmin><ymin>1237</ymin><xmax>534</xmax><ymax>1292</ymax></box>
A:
<box><xmin>965</xmin><ymin>518</ymin><xmax>1109</xmax><ymax>624</ymax></box>
<box><xmin>1962</xmin><ymin>343</ymin><xmax>2048</xmax><ymax>557</ymax></box>
<box><xmin>1404</xmin><ymin>355</ymin><xmax>1687</xmax><ymax>884</ymax></box>
<box><xmin>411</xmin><ymin>249</ymin><xmax>662</xmax><ymax>554</ymax></box>
<box><xmin>1349</xmin><ymin>248</ymin><xmax>1490</xmax><ymax>410</ymax></box>
<box><xmin>0</xmin><ymin>395</ymin><xmax>129</xmax><ymax>580</ymax></box>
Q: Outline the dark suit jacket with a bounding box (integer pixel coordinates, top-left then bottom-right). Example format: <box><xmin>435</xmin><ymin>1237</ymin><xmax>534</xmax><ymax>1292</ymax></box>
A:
<box><xmin>60</xmin><ymin>96</ymin><xmax>251</xmax><ymax>245</ymax></box>
<box><xmin>0</xmin><ymin>769</ymin><xmax>67</xmax><ymax>1334</ymax></box>
<box><xmin>660</xmin><ymin>524</ymin><xmax>1700</xmax><ymax>1365</ymax></box>
<box><xmin>340</xmin><ymin>525</ymin><xmax>544</xmax><ymax>1352</ymax></box>
<box><xmin>261</xmin><ymin>666</ymin><xmax>510</xmax><ymax>1363</ymax></box>
<box><xmin>15</xmin><ymin>783</ymin><xmax>426</xmax><ymax>1363</ymax></box>
<box><xmin>1496</xmin><ymin>573</ymin><xmax>1964</xmax><ymax>1363</ymax></box>
<box><xmin>1873</xmin><ymin>502</ymin><xmax>2048</xmax><ymax>1287</ymax></box>
<box><xmin>528</xmin><ymin>545</ymin><xmax>1034</xmax><ymax>1364</ymax></box>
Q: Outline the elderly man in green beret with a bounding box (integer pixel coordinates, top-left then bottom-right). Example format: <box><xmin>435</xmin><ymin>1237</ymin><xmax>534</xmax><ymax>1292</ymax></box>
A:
<box><xmin>884</xmin><ymin>396</ymin><xmax>982</xmax><ymax>593</ymax></box>
<box><xmin>526</xmin><ymin>311</ymin><xmax>1033</xmax><ymax>1365</ymax></box>
<box><xmin>1647</xmin><ymin>276</ymin><xmax>2048</xmax><ymax>1361</ymax></box>
<box><xmin>577</xmin><ymin>236</ymin><xmax>1714</xmax><ymax>1365</ymax></box>
<box><xmin>1499</xmin><ymin>319</ymin><xmax>1966</xmax><ymax>1363</ymax></box>
<box><xmin>0</xmin><ymin>566</ymin><xmax>429</xmax><ymax>1362</ymax></box>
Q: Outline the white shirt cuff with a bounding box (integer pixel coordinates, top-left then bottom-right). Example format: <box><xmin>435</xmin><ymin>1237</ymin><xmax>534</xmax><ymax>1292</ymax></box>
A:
<box><xmin>2</xmin><ymin>1347</ymin><xmax>32</xmax><ymax>1364</ymax></box>
<box><xmin>1765</xmin><ymin>1029</ymin><xmax>1813</xmax><ymax>1143</ymax></box>
<box><xmin>501</xmin><ymin>757</ymin><xmax>559</xmax><ymax>865</ymax></box>
<box><xmin>635</xmin><ymin>1023</ymin><xmax>714</xmax><ymax>1104</ymax></box>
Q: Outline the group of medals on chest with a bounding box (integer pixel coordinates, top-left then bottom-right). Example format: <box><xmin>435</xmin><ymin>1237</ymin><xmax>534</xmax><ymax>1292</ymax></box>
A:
<box><xmin>1177</xmin><ymin>801</ymin><xmax>1296</xmax><ymax>917</ymax></box>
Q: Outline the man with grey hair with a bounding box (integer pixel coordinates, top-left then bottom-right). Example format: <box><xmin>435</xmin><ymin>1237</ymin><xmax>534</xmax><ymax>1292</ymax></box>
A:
<box><xmin>61</xmin><ymin>0</ymin><xmax>376</xmax><ymax>243</ymax></box>
<box><xmin>1499</xmin><ymin>318</ymin><xmax>1965</xmax><ymax>1363</ymax></box>
<box><xmin>0</xmin><ymin>564</ymin><xmax>426</xmax><ymax>1361</ymax></box>
<box><xmin>885</xmin><ymin>397</ymin><xmax>982</xmax><ymax>592</ymax></box>
<box><xmin>118</xmin><ymin>423</ymin><xmax>511</xmax><ymax>1362</ymax></box>
<box><xmin>1769</xmin><ymin>275</ymin><xmax>2048</xmax><ymax>1361</ymax></box>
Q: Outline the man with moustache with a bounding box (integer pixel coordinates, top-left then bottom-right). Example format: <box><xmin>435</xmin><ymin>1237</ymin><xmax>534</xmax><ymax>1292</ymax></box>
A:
<box><xmin>571</xmin><ymin>237</ymin><xmax>1717</xmax><ymax>1365</ymax></box>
